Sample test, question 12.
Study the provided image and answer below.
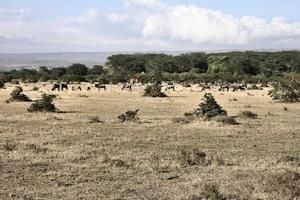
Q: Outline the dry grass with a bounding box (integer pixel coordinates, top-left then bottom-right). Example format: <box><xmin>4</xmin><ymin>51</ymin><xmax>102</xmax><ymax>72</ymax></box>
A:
<box><xmin>0</xmin><ymin>83</ymin><xmax>299</xmax><ymax>200</ymax></box>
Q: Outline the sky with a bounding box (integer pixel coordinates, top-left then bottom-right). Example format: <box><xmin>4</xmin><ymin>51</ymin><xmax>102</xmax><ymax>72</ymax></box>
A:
<box><xmin>0</xmin><ymin>0</ymin><xmax>300</xmax><ymax>53</ymax></box>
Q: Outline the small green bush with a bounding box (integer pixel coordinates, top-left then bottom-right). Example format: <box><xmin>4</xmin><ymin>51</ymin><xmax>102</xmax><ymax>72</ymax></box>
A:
<box><xmin>194</xmin><ymin>93</ymin><xmax>227</xmax><ymax>119</ymax></box>
<box><xmin>118</xmin><ymin>109</ymin><xmax>139</xmax><ymax>122</ymax></box>
<box><xmin>27</xmin><ymin>93</ymin><xmax>57</xmax><ymax>112</ymax></box>
<box><xmin>143</xmin><ymin>83</ymin><xmax>167</xmax><ymax>97</ymax></box>
<box><xmin>9</xmin><ymin>87</ymin><xmax>31</xmax><ymax>102</ymax></box>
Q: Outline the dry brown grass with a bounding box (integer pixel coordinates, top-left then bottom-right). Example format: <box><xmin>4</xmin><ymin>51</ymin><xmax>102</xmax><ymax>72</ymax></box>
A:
<box><xmin>0</xmin><ymin>83</ymin><xmax>299</xmax><ymax>200</ymax></box>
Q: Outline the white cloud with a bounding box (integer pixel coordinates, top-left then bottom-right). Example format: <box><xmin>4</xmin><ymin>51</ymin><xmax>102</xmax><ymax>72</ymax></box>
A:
<box><xmin>0</xmin><ymin>1</ymin><xmax>300</xmax><ymax>53</ymax></box>
<box><xmin>57</xmin><ymin>8</ymin><xmax>99</xmax><ymax>25</ymax></box>
<box><xmin>125</xmin><ymin>0</ymin><xmax>162</xmax><ymax>7</ymax></box>
<box><xmin>106</xmin><ymin>13</ymin><xmax>127</xmax><ymax>24</ymax></box>
<box><xmin>0</xmin><ymin>7</ymin><xmax>31</xmax><ymax>21</ymax></box>
<box><xmin>141</xmin><ymin>4</ymin><xmax>300</xmax><ymax>47</ymax></box>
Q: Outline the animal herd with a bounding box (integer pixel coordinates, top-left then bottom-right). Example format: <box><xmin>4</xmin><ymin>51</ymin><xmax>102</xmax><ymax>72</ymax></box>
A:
<box><xmin>47</xmin><ymin>81</ymin><xmax>268</xmax><ymax>93</ymax></box>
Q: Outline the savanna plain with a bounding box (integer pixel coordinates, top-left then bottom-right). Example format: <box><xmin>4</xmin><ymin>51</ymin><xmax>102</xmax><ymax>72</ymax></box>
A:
<box><xmin>0</xmin><ymin>83</ymin><xmax>299</xmax><ymax>200</ymax></box>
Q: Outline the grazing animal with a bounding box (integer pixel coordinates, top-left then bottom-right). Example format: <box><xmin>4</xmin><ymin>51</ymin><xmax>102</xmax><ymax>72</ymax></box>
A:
<box><xmin>87</xmin><ymin>87</ymin><xmax>91</xmax><ymax>91</ymax></box>
<box><xmin>129</xmin><ymin>72</ymin><xmax>145</xmax><ymax>85</ymax></box>
<box><xmin>232</xmin><ymin>84</ymin><xmax>246</xmax><ymax>92</ymax></box>
<box><xmin>61</xmin><ymin>83</ymin><xmax>68</xmax><ymax>91</ymax></box>
<box><xmin>200</xmin><ymin>84</ymin><xmax>211</xmax><ymax>92</ymax></box>
<box><xmin>72</xmin><ymin>86</ymin><xmax>82</xmax><ymax>91</ymax></box>
<box><xmin>182</xmin><ymin>82</ymin><xmax>192</xmax><ymax>88</ymax></box>
<box><xmin>51</xmin><ymin>83</ymin><xmax>60</xmax><ymax>91</ymax></box>
<box><xmin>219</xmin><ymin>84</ymin><xmax>230</xmax><ymax>92</ymax></box>
<box><xmin>11</xmin><ymin>80</ymin><xmax>20</xmax><ymax>85</ymax></box>
<box><xmin>122</xmin><ymin>83</ymin><xmax>132</xmax><ymax>91</ymax></box>
<box><xmin>95</xmin><ymin>84</ymin><xmax>106</xmax><ymax>91</ymax></box>
<box><xmin>165</xmin><ymin>85</ymin><xmax>175</xmax><ymax>91</ymax></box>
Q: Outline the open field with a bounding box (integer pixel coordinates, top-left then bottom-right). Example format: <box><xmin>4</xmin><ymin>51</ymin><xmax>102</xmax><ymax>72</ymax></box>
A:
<box><xmin>0</xmin><ymin>83</ymin><xmax>299</xmax><ymax>200</ymax></box>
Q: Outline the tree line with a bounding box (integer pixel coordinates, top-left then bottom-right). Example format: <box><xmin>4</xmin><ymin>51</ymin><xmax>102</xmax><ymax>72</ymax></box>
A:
<box><xmin>1</xmin><ymin>51</ymin><xmax>300</xmax><ymax>84</ymax></box>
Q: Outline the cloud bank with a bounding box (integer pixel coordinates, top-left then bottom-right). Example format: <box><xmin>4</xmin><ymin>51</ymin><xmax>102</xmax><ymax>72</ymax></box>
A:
<box><xmin>0</xmin><ymin>0</ymin><xmax>300</xmax><ymax>53</ymax></box>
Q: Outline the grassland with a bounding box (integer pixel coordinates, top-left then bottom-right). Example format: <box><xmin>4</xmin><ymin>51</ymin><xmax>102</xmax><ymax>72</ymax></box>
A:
<box><xmin>0</xmin><ymin>83</ymin><xmax>299</xmax><ymax>200</ymax></box>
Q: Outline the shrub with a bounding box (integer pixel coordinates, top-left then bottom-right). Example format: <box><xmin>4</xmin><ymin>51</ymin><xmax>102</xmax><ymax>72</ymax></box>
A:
<box><xmin>177</xmin><ymin>148</ymin><xmax>210</xmax><ymax>167</ymax></box>
<box><xmin>195</xmin><ymin>183</ymin><xmax>226</xmax><ymax>200</ymax></box>
<box><xmin>3</xmin><ymin>141</ymin><xmax>17</xmax><ymax>151</ymax></box>
<box><xmin>25</xmin><ymin>144</ymin><xmax>48</xmax><ymax>154</ymax></box>
<box><xmin>143</xmin><ymin>83</ymin><xmax>167</xmax><ymax>97</ymax></box>
<box><xmin>172</xmin><ymin>116</ymin><xmax>194</xmax><ymax>124</ymax></box>
<box><xmin>27</xmin><ymin>93</ymin><xmax>57</xmax><ymax>112</ymax></box>
<box><xmin>32</xmin><ymin>86</ymin><xmax>39</xmax><ymax>91</ymax></box>
<box><xmin>214</xmin><ymin>115</ymin><xmax>239</xmax><ymax>125</ymax></box>
<box><xmin>118</xmin><ymin>109</ymin><xmax>139</xmax><ymax>122</ymax></box>
<box><xmin>79</xmin><ymin>94</ymin><xmax>89</xmax><ymax>98</ymax></box>
<box><xmin>261</xmin><ymin>170</ymin><xmax>300</xmax><ymax>199</ymax></box>
<box><xmin>9</xmin><ymin>87</ymin><xmax>31</xmax><ymax>102</ymax></box>
<box><xmin>88</xmin><ymin>116</ymin><xmax>103</xmax><ymax>123</ymax></box>
<box><xmin>269</xmin><ymin>73</ymin><xmax>300</xmax><ymax>102</ymax></box>
<box><xmin>0</xmin><ymin>80</ymin><xmax>5</xmax><ymax>89</ymax></box>
<box><xmin>238</xmin><ymin>111</ymin><xmax>258</xmax><ymax>119</ymax></box>
<box><xmin>194</xmin><ymin>93</ymin><xmax>227</xmax><ymax>119</ymax></box>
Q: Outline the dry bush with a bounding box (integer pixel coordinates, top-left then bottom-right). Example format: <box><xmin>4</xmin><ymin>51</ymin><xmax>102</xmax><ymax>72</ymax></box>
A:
<box><xmin>214</xmin><ymin>116</ymin><xmax>239</xmax><ymax>125</ymax></box>
<box><xmin>172</xmin><ymin>116</ymin><xmax>195</xmax><ymax>124</ymax></box>
<box><xmin>88</xmin><ymin>116</ymin><xmax>103</xmax><ymax>123</ymax></box>
<box><xmin>110</xmin><ymin>159</ymin><xmax>127</xmax><ymax>168</ymax></box>
<box><xmin>118</xmin><ymin>109</ymin><xmax>139</xmax><ymax>122</ymax></box>
<box><xmin>79</xmin><ymin>94</ymin><xmax>89</xmax><ymax>98</ymax></box>
<box><xmin>177</xmin><ymin>148</ymin><xmax>211</xmax><ymax>167</ymax></box>
<box><xmin>260</xmin><ymin>170</ymin><xmax>300</xmax><ymax>199</ymax></box>
<box><xmin>28</xmin><ymin>93</ymin><xmax>57</xmax><ymax>112</ymax></box>
<box><xmin>8</xmin><ymin>87</ymin><xmax>31</xmax><ymax>102</ymax></box>
<box><xmin>3</xmin><ymin>141</ymin><xmax>17</xmax><ymax>151</ymax></box>
<box><xmin>187</xmin><ymin>183</ymin><xmax>226</xmax><ymax>200</ymax></box>
<box><xmin>277</xmin><ymin>155</ymin><xmax>300</xmax><ymax>166</ymax></box>
<box><xmin>238</xmin><ymin>111</ymin><xmax>258</xmax><ymax>119</ymax></box>
<box><xmin>25</xmin><ymin>144</ymin><xmax>48</xmax><ymax>154</ymax></box>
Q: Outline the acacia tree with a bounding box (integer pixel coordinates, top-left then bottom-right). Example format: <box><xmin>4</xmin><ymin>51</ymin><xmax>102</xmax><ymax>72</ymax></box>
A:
<box><xmin>67</xmin><ymin>63</ymin><xmax>88</xmax><ymax>76</ymax></box>
<box><xmin>269</xmin><ymin>73</ymin><xmax>300</xmax><ymax>102</ymax></box>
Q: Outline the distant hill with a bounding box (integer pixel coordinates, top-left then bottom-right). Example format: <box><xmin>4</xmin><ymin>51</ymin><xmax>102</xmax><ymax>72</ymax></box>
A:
<box><xmin>0</xmin><ymin>51</ymin><xmax>188</xmax><ymax>71</ymax></box>
<box><xmin>0</xmin><ymin>52</ymin><xmax>115</xmax><ymax>70</ymax></box>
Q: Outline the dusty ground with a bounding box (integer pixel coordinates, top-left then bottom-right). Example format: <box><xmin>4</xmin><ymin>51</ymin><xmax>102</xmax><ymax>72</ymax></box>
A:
<box><xmin>0</xmin><ymin>83</ymin><xmax>299</xmax><ymax>200</ymax></box>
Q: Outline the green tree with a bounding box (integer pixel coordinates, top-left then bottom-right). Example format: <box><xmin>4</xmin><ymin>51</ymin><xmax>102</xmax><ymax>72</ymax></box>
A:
<box><xmin>67</xmin><ymin>63</ymin><xmax>88</xmax><ymax>76</ymax></box>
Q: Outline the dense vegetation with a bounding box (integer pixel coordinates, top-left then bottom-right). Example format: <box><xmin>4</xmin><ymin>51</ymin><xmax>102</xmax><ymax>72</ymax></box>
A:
<box><xmin>269</xmin><ymin>73</ymin><xmax>300</xmax><ymax>102</ymax></box>
<box><xmin>1</xmin><ymin>51</ymin><xmax>300</xmax><ymax>84</ymax></box>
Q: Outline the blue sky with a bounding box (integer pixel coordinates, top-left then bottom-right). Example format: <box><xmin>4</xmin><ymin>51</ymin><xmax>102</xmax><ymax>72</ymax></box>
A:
<box><xmin>1</xmin><ymin>0</ymin><xmax>299</xmax><ymax>21</ymax></box>
<box><xmin>0</xmin><ymin>0</ymin><xmax>300</xmax><ymax>53</ymax></box>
